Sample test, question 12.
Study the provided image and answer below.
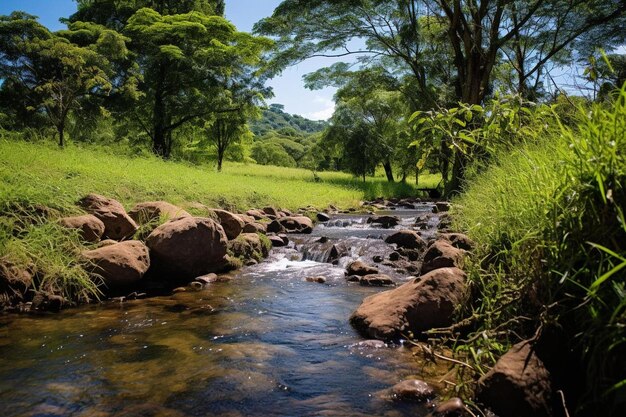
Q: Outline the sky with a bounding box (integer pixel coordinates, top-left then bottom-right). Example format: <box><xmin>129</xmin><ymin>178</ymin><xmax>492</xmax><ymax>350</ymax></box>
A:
<box><xmin>0</xmin><ymin>0</ymin><xmax>340</xmax><ymax>120</ymax></box>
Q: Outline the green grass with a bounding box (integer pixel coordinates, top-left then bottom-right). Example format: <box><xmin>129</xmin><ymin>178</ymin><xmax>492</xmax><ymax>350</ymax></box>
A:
<box><xmin>0</xmin><ymin>140</ymin><xmax>435</xmax><ymax>214</ymax></box>
<box><xmin>0</xmin><ymin>139</ymin><xmax>437</xmax><ymax>306</ymax></box>
<box><xmin>452</xmin><ymin>87</ymin><xmax>626</xmax><ymax>416</ymax></box>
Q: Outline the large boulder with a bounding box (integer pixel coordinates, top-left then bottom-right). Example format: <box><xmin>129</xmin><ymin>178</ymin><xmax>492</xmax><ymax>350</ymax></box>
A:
<box><xmin>268</xmin><ymin>216</ymin><xmax>314</xmax><ymax>234</ymax></box>
<box><xmin>128</xmin><ymin>201</ymin><xmax>190</xmax><ymax>224</ymax></box>
<box><xmin>421</xmin><ymin>240</ymin><xmax>466</xmax><ymax>274</ymax></box>
<box><xmin>209</xmin><ymin>209</ymin><xmax>245</xmax><ymax>240</ymax></box>
<box><xmin>367</xmin><ymin>215</ymin><xmax>401</xmax><ymax>228</ymax></box>
<box><xmin>0</xmin><ymin>257</ymin><xmax>34</xmax><ymax>309</ymax></box>
<box><xmin>82</xmin><ymin>241</ymin><xmax>150</xmax><ymax>290</ymax></box>
<box><xmin>385</xmin><ymin>230</ymin><xmax>426</xmax><ymax>250</ymax></box>
<box><xmin>78</xmin><ymin>194</ymin><xmax>138</xmax><ymax>240</ymax></box>
<box><xmin>228</xmin><ymin>233</ymin><xmax>270</xmax><ymax>262</ymax></box>
<box><xmin>476</xmin><ymin>342</ymin><xmax>552</xmax><ymax>417</ymax></box>
<box><xmin>146</xmin><ymin>217</ymin><xmax>228</xmax><ymax>282</ymax></box>
<box><xmin>350</xmin><ymin>267</ymin><xmax>467</xmax><ymax>340</ymax></box>
<box><xmin>346</xmin><ymin>260</ymin><xmax>379</xmax><ymax>276</ymax></box>
<box><xmin>59</xmin><ymin>214</ymin><xmax>105</xmax><ymax>242</ymax></box>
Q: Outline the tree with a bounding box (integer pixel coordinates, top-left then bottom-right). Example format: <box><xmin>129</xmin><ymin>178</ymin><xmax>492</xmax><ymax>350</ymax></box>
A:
<box><xmin>206</xmin><ymin>114</ymin><xmax>248</xmax><ymax>171</ymax></box>
<box><xmin>0</xmin><ymin>12</ymin><xmax>129</xmax><ymax>146</ymax></box>
<box><xmin>70</xmin><ymin>1</ymin><xmax>272</xmax><ymax>158</ymax></box>
<box><xmin>121</xmin><ymin>8</ymin><xmax>272</xmax><ymax>157</ymax></box>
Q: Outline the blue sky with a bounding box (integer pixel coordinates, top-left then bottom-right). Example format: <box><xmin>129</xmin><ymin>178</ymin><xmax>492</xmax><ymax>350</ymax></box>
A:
<box><xmin>0</xmin><ymin>0</ymin><xmax>339</xmax><ymax>120</ymax></box>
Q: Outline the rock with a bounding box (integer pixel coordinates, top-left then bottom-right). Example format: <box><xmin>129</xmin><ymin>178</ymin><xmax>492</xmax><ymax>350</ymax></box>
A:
<box><xmin>346</xmin><ymin>260</ymin><xmax>379</xmax><ymax>276</ymax></box>
<box><xmin>243</xmin><ymin>222</ymin><xmax>267</xmax><ymax>234</ymax></box>
<box><xmin>228</xmin><ymin>233</ymin><xmax>270</xmax><ymax>262</ymax></box>
<box><xmin>306</xmin><ymin>276</ymin><xmax>326</xmax><ymax>283</ymax></box>
<box><xmin>317</xmin><ymin>236</ymin><xmax>329</xmax><ymax>243</ymax></box>
<box><xmin>398</xmin><ymin>248</ymin><xmax>421</xmax><ymax>261</ymax></box>
<box><xmin>267</xmin><ymin>219</ymin><xmax>284</xmax><ymax>234</ymax></box>
<box><xmin>360</xmin><ymin>274</ymin><xmax>395</xmax><ymax>287</ymax></box>
<box><xmin>436</xmin><ymin>202</ymin><xmax>451</xmax><ymax>212</ymax></box>
<box><xmin>209</xmin><ymin>209</ymin><xmax>245</xmax><ymax>240</ymax></box>
<box><xmin>389</xmin><ymin>251</ymin><xmax>401</xmax><ymax>261</ymax></box>
<box><xmin>350</xmin><ymin>268</ymin><xmax>467</xmax><ymax>340</ymax></box>
<box><xmin>373</xmin><ymin>255</ymin><xmax>384</xmax><ymax>263</ymax></box>
<box><xmin>476</xmin><ymin>341</ymin><xmax>552</xmax><ymax>417</ymax></box>
<box><xmin>268</xmin><ymin>235</ymin><xmax>287</xmax><ymax>247</ymax></box>
<box><xmin>78</xmin><ymin>194</ymin><xmax>138</xmax><ymax>240</ymax></box>
<box><xmin>367</xmin><ymin>215</ymin><xmax>401</xmax><ymax>228</ymax></box>
<box><xmin>390</xmin><ymin>379</ymin><xmax>436</xmax><ymax>402</ymax></box>
<box><xmin>246</xmin><ymin>209</ymin><xmax>266</xmax><ymax>220</ymax></box>
<box><xmin>128</xmin><ymin>201</ymin><xmax>190</xmax><ymax>224</ymax></box>
<box><xmin>31</xmin><ymin>292</ymin><xmax>65</xmax><ymax>312</ymax></box>
<box><xmin>346</xmin><ymin>275</ymin><xmax>361</xmax><ymax>282</ymax></box>
<box><xmin>82</xmin><ymin>241</ymin><xmax>150</xmax><ymax>290</ymax></box>
<box><xmin>238</xmin><ymin>214</ymin><xmax>256</xmax><ymax>225</ymax></box>
<box><xmin>146</xmin><ymin>217</ymin><xmax>228</xmax><ymax>282</ymax></box>
<box><xmin>439</xmin><ymin>233</ymin><xmax>475</xmax><ymax>251</ymax></box>
<box><xmin>283</xmin><ymin>216</ymin><xmax>314</xmax><ymax>233</ymax></box>
<box><xmin>421</xmin><ymin>240</ymin><xmax>465</xmax><ymax>274</ymax></box>
<box><xmin>98</xmin><ymin>239</ymin><xmax>118</xmax><ymax>247</ymax></box>
<box><xmin>432</xmin><ymin>397</ymin><xmax>468</xmax><ymax>416</ymax></box>
<box><xmin>316</xmin><ymin>212</ymin><xmax>331</xmax><ymax>222</ymax></box>
<box><xmin>262</xmin><ymin>206</ymin><xmax>279</xmax><ymax>217</ymax></box>
<box><xmin>0</xmin><ymin>257</ymin><xmax>34</xmax><ymax>309</ymax></box>
<box><xmin>195</xmin><ymin>273</ymin><xmax>218</xmax><ymax>285</ymax></box>
<box><xmin>280</xmin><ymin>209</ymin><xmax>293</xmax><ymax>217</ymax></box>
<box><xmin>385</xmin><ymin>230</ymin><xmax>427</xmax><ymax>250</ymax></box>
<box><xmin>59</xmin><ymin>215</ymin><xmax>105</xmax><ymax>242</ymax></box>
<box><xmin>327</xmin><ymin>244</ymin><xmax>348</xmax><ymax>263</ymax></box>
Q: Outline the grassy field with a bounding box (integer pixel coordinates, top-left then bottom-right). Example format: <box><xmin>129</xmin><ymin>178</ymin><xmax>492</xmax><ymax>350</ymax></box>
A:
<box><xmin>0</xmin><ymin>140</ymin><xmax>439</xmax><ymax>303</ymax></box>
<box><xmin>0</xmin><ymin>140</ymin><xmax>439</xmax><ymax>214</ymax></box>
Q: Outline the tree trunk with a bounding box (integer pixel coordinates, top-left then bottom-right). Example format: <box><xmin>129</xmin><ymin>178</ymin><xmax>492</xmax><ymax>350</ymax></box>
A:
<box><xmin>217</xmin><ymin>147</ymin><xmax>224</xmax><ymax>172</ymax></box>
<box><xmin>383</xmin><ymin>160</ymin><xmax>394</xmax><ymax>182</ymax></box>
<box><xmin>445</xmin><ymin>152</ymin><xmax>467</xmax><ymax>197</ymax></box>
<box><xmin>57</xmin><ymin>123</ymin><xmax>65</xmax><ymax>148</ymax></box>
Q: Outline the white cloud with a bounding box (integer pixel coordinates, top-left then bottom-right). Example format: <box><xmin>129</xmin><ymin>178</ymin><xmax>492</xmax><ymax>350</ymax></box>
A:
<box><xmin>303</xmin><ymin>96</ymin><xmax>335</xmax><ymax>120</ymax></box>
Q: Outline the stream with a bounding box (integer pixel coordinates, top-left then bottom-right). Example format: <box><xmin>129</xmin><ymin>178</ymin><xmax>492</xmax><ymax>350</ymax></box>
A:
<box><xmin>0</xmin><ymin>204</ymin><xmax>446</xmax><ymax>417</ymax></box>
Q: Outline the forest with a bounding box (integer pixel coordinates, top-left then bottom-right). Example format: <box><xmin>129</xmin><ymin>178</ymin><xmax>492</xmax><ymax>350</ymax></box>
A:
<box><xmin>1</xmin><ymin>1</ymin><xmax>626</xmax><ymax>417</ymax></box>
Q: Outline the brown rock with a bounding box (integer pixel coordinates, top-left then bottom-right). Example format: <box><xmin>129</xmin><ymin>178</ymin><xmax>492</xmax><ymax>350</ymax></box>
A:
<box><xmin>360</xmin><ymin>274</ymin><xmax>395</xmax><ymax>287</ymax></box>
<box><xmin>98</xmin><ymin>239</ymin><xmax>118</xmax><ymax>247</ymax></box>
<box><xmin>367</xmin><ymin>215</ymin><xmax>401</xmax><ymax>228</ymax></box>
<box><xmin>346</xmin><ymin>275</ymin><xmax>361</xmax><ymax>282</ymax></box>
<box><xmin>228</xmin><ymin>233</ymin><xmax>270</xmax><ymax>262</ymax></box>
<box><xmin>306</xmin><ymin>276</ymin><xmax>326</xmax><ymax>283</ymax></box>
<box><xmin>238</xmin><ymin>214</ymin><xmax>256</xmax><ymax>225</ymax></box>
<box><xmin>476</xmin><ymin>341</ymin><xmax>552</xmax><ymax>417</ymax></box>
<box><xmin>246</xmin><ymin>209</ymin><xmax>266</xmax><ymax>220</ymax></box>
<box><xmin>262</xmin><ymin>206</ymin><xmax>279</xmax><ymax>217</ymax></box>
<box><xmin>433</xmin><ymin>397</ymin><xmax>468</xmax><ymax>416</ymax></box>
<box><xmin>209</xmin><ymin>209</ymin><xmax>245</xmax><ymax>240</ymax></box>
<box><xmin>385</xmin><ymin>230</ymin><xmax>426</xmax><ymax>250</ymax></box>
<box><xmin>350</xmin><ymin>268</ymin><xmax>467</xmax><ymax>340</ymax></box>
<box><xmin>283</xmin><ymin>216</ymin><xmax>314</xmax><ymax>233</ymax></box>
<box><xmin>78</xmin><ymin>194</ymin><xmax>138</xmax><ymax>240</ymax></box>
<box><xmin>195</xmin><ymin>273</ymin><xmax>218</xmax><ymax>285</ymax></box>
<box><xmin>59</xmin><ymin>215</ymin><xmax>105</xmax><ymax>242</ymax></box>
<box><xmin>439</xmin><ymin>233</ymin><xmax>475</xmax><ymax>251</ymax></box>
<box><xmin>436</xmin><ymin>202</ymin><xmax>451</xmax><ymax>212</ymax></box>
<box><xmin>346</xmin><ymin>260</ymin><xmax>379</xmax><ymax>276</ymax></box>
<box><xmin>243</xmin><ymin>222</ymin><xmax>267</xmax><ymax>234</ymax></box>
<box><xmin>421</xmin><ymin>240</ymin><xmax>465</xmax><ymax>274</ymax></box>
<box><xmin>0</xmin><ymin>257</ymin><xmax>34</xmax><ymax>308</ymax></box>
<box><xmin>146</xmin><ymin>217</ymin><xmax>228</xmax><ymax>282</ymax></box>
<box><xmin>268</xmin><ymin>235</ymin><xmax>287</xmax><ymax>247</ymax></box>
<box><xmin>82</xmin><ymin>241</ymin><xmax>150</xmax><ymax>290</ymax></box>
<box><xmin>128</xmin><ymin>201</ymin><xmax>191</xmax><ymax>224</ymax></box>
<box><xmin>390</xmin><ymin>379</ymin><xmax>436</xmax><ymax>402</ymax></box>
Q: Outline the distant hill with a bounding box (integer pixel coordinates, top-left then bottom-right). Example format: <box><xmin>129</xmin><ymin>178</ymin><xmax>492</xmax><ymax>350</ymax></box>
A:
<box><xmin>251</xmin><ymin>104</ymin><xmax>327</xmax><ymax>137</ymax></box>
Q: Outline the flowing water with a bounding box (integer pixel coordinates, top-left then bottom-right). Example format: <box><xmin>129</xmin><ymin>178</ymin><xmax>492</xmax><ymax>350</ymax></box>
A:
<box><xmin>0</xmin><ymin>205</ymin><xmax>447</xmax><ymax>417</ymax></box>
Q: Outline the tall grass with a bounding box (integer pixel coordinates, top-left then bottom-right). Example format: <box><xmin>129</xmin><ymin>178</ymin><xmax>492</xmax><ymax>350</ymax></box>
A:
<box><xmin>454</xmin><ymin>86</ymin><xmax>626</xmax><ymax>415</ymax></box>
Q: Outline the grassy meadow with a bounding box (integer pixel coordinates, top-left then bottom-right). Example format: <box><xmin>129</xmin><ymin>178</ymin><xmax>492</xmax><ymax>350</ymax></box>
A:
<box><xmin>0</xmin><ymin>139</ymin><xmax>438</xmax><ymax>302</ymax></box>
